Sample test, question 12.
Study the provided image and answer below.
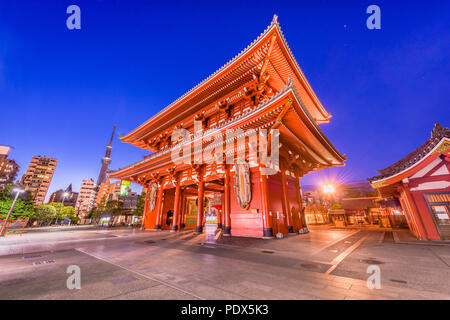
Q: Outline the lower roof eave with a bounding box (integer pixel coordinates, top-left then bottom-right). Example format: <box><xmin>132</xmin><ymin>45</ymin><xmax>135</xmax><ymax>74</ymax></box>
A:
<box><xmin>369</xmin><ymin>137</ymin><xmax>450</xmax><ymax>189</ymax></box>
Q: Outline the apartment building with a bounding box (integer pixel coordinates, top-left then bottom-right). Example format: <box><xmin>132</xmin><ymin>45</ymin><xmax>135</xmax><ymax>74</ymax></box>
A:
<box><xmin>96</xmin><ymin>179</ymin><xmax>121</xmax><ymax>205</ymax></box>
<box><xmin>21</xmin><ymin>156</ymin><xmax>57</xmax><ymax>205</ymax></box>
<box><xmin>75</xmin><ymin>179</ymin><xmax>97</xmax><ymax>217</ymax></box>
<box><xmin>0</xmin><ymin>146</ymin><xmax>19</xmax><ymax>190</ymax></box>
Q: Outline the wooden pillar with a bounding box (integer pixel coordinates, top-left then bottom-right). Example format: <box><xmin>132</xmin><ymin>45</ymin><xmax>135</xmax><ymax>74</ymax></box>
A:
<box><xmin>260</xmin><ymin>169</ymin><xmax>273</xmax><ymax>238</ymax></box>
<box><xmin>295</xmin><ymin>175</ymin><xmax>305</xmax><ymax>231</ymax></box>
<box><xmin>180</xmin><ymin>192</ymin><xmax>186</xmax><ymax>230</ymax></box>
<box><xmin>402</xmin><ymin>185</ymin><xmax>428</xmax><ymax>239</ymax></box>
<box><xmin>154</xmin><ymin>182</ymin><xmax>164</xmax><ymax>230</ymax></box>
<box><xmin>217</xmin><ymin>206</ymin><xmax>223</xmax><ymax>229</ymax></box>
<box><xmin>397</xmin><ymin>197</ymin><xmax>413</xmax><ymax>231</ymax></box>
<box><xmin>387</xmin><ymin>207</ymin><xmax>396</xmax><ymax>228</ymax></box>
<box><xmin>217</xmin><ymin>193</ymin><xmax>223</xmax><ymax>229</ymax></box>
<box><xmin>196</xmin><ymin>168</ymin><xmax>204</xmax><ymax>233</ymax></box>
<box><xmin>281</xmin><ymin>168</ymin><xmax>294</xmax><ymax>234</ymax></box>
<box><xmin>223</xmin><ymin>165</ymin><xmax>231</xmax><ymax>235</ymax></box>
<box><xmin>171</xmin><ymin>177</ymin><xmax>181</xmax><ymax>232</ymax></box>
<box><xmin>141</xmin><ymin>186</ymin><xmax>150</xmax><ymax>230</ymax></box>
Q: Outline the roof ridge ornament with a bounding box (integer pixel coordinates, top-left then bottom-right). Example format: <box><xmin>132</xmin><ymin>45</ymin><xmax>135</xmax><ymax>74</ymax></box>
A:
<box><xmin>271</xmin><ymin>14</ymin><xmax>278</xmax><ymax>24</ymax></box>
<box><xmin>432</xmin><ymin>122</ymin><xmax>440</xmax><ymax>138</ymax></box>
<box><xmin>431</xmin><ymin>122</ymin><xmax>449</xmax><ymax>139</ymax></box>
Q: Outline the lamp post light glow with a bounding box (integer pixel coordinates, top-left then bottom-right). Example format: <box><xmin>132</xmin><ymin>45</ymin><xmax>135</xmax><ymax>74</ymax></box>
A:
<box><xmin>322</xmin><ymin>184</ymin><xmax>336</xmax><ymax>212</ymax></box>
<box><xmin>323</xmin><ymin>184</ymin><xmax>335</xmax><ymax>194</ymax></box>
<box><xmin>0</xmin><ymin>188</ymin><xmax>25</xmax><ymax>237</ymax></box>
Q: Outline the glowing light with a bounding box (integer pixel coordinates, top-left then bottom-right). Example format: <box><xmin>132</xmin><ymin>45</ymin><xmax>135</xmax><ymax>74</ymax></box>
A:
<box><xmin>323</xmin><ymin>184</ymin><xmax>335</xmax><ymax>194</ymax></box>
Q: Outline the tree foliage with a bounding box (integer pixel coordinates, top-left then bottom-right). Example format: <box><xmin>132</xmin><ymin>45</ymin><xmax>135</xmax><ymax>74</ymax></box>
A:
<box><xmin>331</xmin><ymin>203</ymin><xmax>344</xmax><ymax>210</ymax></box>
<box><xmin>105</xmin><ymin>200</ymin><xmax>123</xmax><ymax>216</ymax></box>
<box><xmin>305</xmin><ymin>203</ymin><xmax>328</xmax><ymax>214</ymax></box>
<box><xmin>0</xmin><ymin>184</ymin><xmax>34</xmax><ymax>220</ymax></box>
<box><xmin>48</xmin><ymin>203</ymin><xmax>79</xmax><ymax>223</ymax></box>
<box><xmin>133</xmin><ymin>192</ymin><xmax>146</xmax><ymax>217</ymax></box>
<box><xmin>91</xmin><ymin>196</ymin><xmax>107</xmax><ymax>219</ymax></box>
<box><xmin>33</xmin><ymin>205</ymin><xmax>57</xmax><ymax>222</ymax></box>
<box><xmin>91</xmin><ymin>199</ymin><xmax>123</xmax><ymax>219</ymax></box>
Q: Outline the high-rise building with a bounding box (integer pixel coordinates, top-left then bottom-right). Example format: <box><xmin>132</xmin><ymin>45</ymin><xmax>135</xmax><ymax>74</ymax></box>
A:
<box><xmin>97</xmin><ymin>125</ymin><xmax>116</xmax><ymax>186</ymax></box>
<box><xmin>21</xmin><ymin>156</ymin><xmax>57</xmax><ymax>205</ymax></box>
<box><xmin>96</xmin><ymin>179</ymin><xmax>121</xmax><ymax>205</ymax></box>
<box><xmin>75</xmin><ymin>179</ymin><xmax>97</xmax><ymax>217</ymax></box>
<box><xmin>49</xmin><ymin>184</ymin><xmax>78</xmax><ymax>207</ymax></box>
<box><xmin>0</xmin><ymin>146</ymin><xmax>19</xmax><ymax>190</ymax></box>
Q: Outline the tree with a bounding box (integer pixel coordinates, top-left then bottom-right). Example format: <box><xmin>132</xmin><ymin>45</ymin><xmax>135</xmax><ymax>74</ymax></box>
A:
<box><xmin>133</xmin><ymin>192</ymin><xmax>146</xmax><ymax>217</ymax></box>
<box><xmin>331</xmin><ymin>203</ymin><xmax>343</xmax><ymax>210</ymax></box>
<box><xmin>49</xmin><ymin>202</ymin><xmax>63</xmax><ymax>217</ymax></box>
<box><xmin>305</xmin><ymin>203</ymin><xmax>329</xmax><ymax>224</ymax></box>
<box><xmin>105</xmin><ymin>200</ymin><xmax>123</xmax><ymax>216</ymax></box>
<box><xmin>49</xmin><ymin>203</ymin><xmax>79</xmax><ymax>223</ymax></box>
<box><xmin>61</xmin><ymin>206</ymin><xmax>79</xmax><ymax>224</ymax></box>
<box><xmin>60</xmin><ymin>206</ymin><xmax>75</xmax><ymax>218</ymax></box>
<box><xmin>33</xmin><ymin>205</ymin><xmax>57</xmax><ymax>225</ymax></box>
<box><xmin>0</xmin><ymin>184</ymin><xmax>13</xmax><ymax>202</ymax></box>
<box><xmin>0</xmin><ymin>184</ymin><xmax>34</xmax><ymax>220</ymax></box>
<box><xmin>91</xmin><ymin>196</ymin><xmax>107</xmax><ymax>219</ymax></box>
<box><xmin>0</xmin><ymin>198</ymin><xmax>34</xmax><ymax>220</ymax></box>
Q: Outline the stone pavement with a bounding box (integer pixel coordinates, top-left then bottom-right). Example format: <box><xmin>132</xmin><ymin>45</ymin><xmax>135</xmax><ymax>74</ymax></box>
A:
<box><xmin>0</xmin><ymin>227</ymin><xmax>449</xmax><ymax>300</ymax></box>
<box><xmin>393</xmin><ymin>229</ymin><xmax>450</xmax><ymax>245</ymax></box>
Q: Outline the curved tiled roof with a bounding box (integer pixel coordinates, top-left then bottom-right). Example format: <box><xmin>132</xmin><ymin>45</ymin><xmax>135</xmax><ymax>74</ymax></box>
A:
<box><xmin>111</xmin><ymin>79</ymin><xmax>346</xmax><ymax>179</ymax></box>
<box><xmin>121</xmin><ymin>15</ymin><xmax>331</xmax><ymax>144</ymax></box>
<box><xmin>368</xmin><ymin>123</ymin><xmax>450</xmax><ymax>183</ymax></box>
<box><xmin>341</xmin><ymin>197</ymin><xmax>379</xmax><ymax>210</ymax></box>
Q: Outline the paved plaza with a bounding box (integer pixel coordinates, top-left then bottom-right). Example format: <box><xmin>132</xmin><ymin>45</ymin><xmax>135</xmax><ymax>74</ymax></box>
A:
<box><xmin>0</xmin><ymin>226</ymin><xmax>449</xmax><ymax>300</ymax></box>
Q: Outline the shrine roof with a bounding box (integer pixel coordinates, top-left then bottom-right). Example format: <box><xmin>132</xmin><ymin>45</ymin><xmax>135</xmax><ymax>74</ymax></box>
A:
<box><xmin>121</xmin><ymin>15</ymin><xmax>332</xmax><ymax>147</ymax></box>
<box><xmin>341</xmin><ymin>197</ymin><xmax>379</xmax><ymax>210</ymax></box>
<box><xmin>369</xmin><ymin>123</ymin><xmax>450</xmax><ymax>184</ymax></box>
<box><xmin>110</xmin><ymin>79</ymin><xmax>346</xmax><ymax>180</ymax></box>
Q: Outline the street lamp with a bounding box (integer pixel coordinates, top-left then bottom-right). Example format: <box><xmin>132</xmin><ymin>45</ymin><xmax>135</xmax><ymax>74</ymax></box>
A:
<box><xmin>322</xmin><ymin>184</ymin><xmax>336</xmax><ymax>224</ymax></box>
<box><xmin>55</xmin><ymin>192</ymin><xmax>69</xmax><ymax>226</ymax></box>
<box><xmin>0</xmin><ymin>188</ymin><xmax>24</xmax><ymax>237</ymax></box>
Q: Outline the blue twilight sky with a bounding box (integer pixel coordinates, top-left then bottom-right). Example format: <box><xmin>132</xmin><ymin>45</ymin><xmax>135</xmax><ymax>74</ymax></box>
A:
<box><xmin>0</xmin><ymin>0</ymin><xmax>449</xmax><ymax>198</ymax></box>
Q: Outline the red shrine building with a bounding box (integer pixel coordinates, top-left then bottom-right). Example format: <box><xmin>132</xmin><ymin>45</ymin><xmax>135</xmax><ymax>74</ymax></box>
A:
<box><xmin>369</xmin><ymin>123</ymin><xmax>450</xmax><ymax>240</ymax></box>
<box><xmin>110</xmin><ymin>16</ymin><xmax>346</xmax><ymax>238</ymax></box>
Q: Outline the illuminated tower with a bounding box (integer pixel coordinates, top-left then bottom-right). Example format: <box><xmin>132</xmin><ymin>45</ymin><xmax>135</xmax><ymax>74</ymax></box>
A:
<box><xmin>96</xmin><ymin>125</ymin><xmax>116</xmax><ymax>186</ymax></box>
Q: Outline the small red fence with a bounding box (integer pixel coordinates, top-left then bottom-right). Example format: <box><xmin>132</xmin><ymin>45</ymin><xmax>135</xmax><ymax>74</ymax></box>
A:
<box><xmin>0</xmin><ymin>219</ymin><xmax>28</xmax><ymax>236</ymax></box>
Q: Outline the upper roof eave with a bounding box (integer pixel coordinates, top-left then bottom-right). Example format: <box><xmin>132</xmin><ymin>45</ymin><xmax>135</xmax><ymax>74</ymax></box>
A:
<box><xmin>281</xmin><ymin>81</ymin><xmax>346</xmax><ymax>164</ymax></box>
<box><xmin>111</xmin><ymin>80</ymin><xmax>345</xmax><ymax>179</ymax></box>
<box><xmin>121</xmin><ymin>15</ymin><xmax>331</xmax><ymax>144</ymax></box>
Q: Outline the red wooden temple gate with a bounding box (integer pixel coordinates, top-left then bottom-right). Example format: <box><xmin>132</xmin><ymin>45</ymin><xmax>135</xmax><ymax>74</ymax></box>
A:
<box><xmin>110</xmin><ymin>16</ymin><xmax>346</xmax><ymax>238</ymax></box>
